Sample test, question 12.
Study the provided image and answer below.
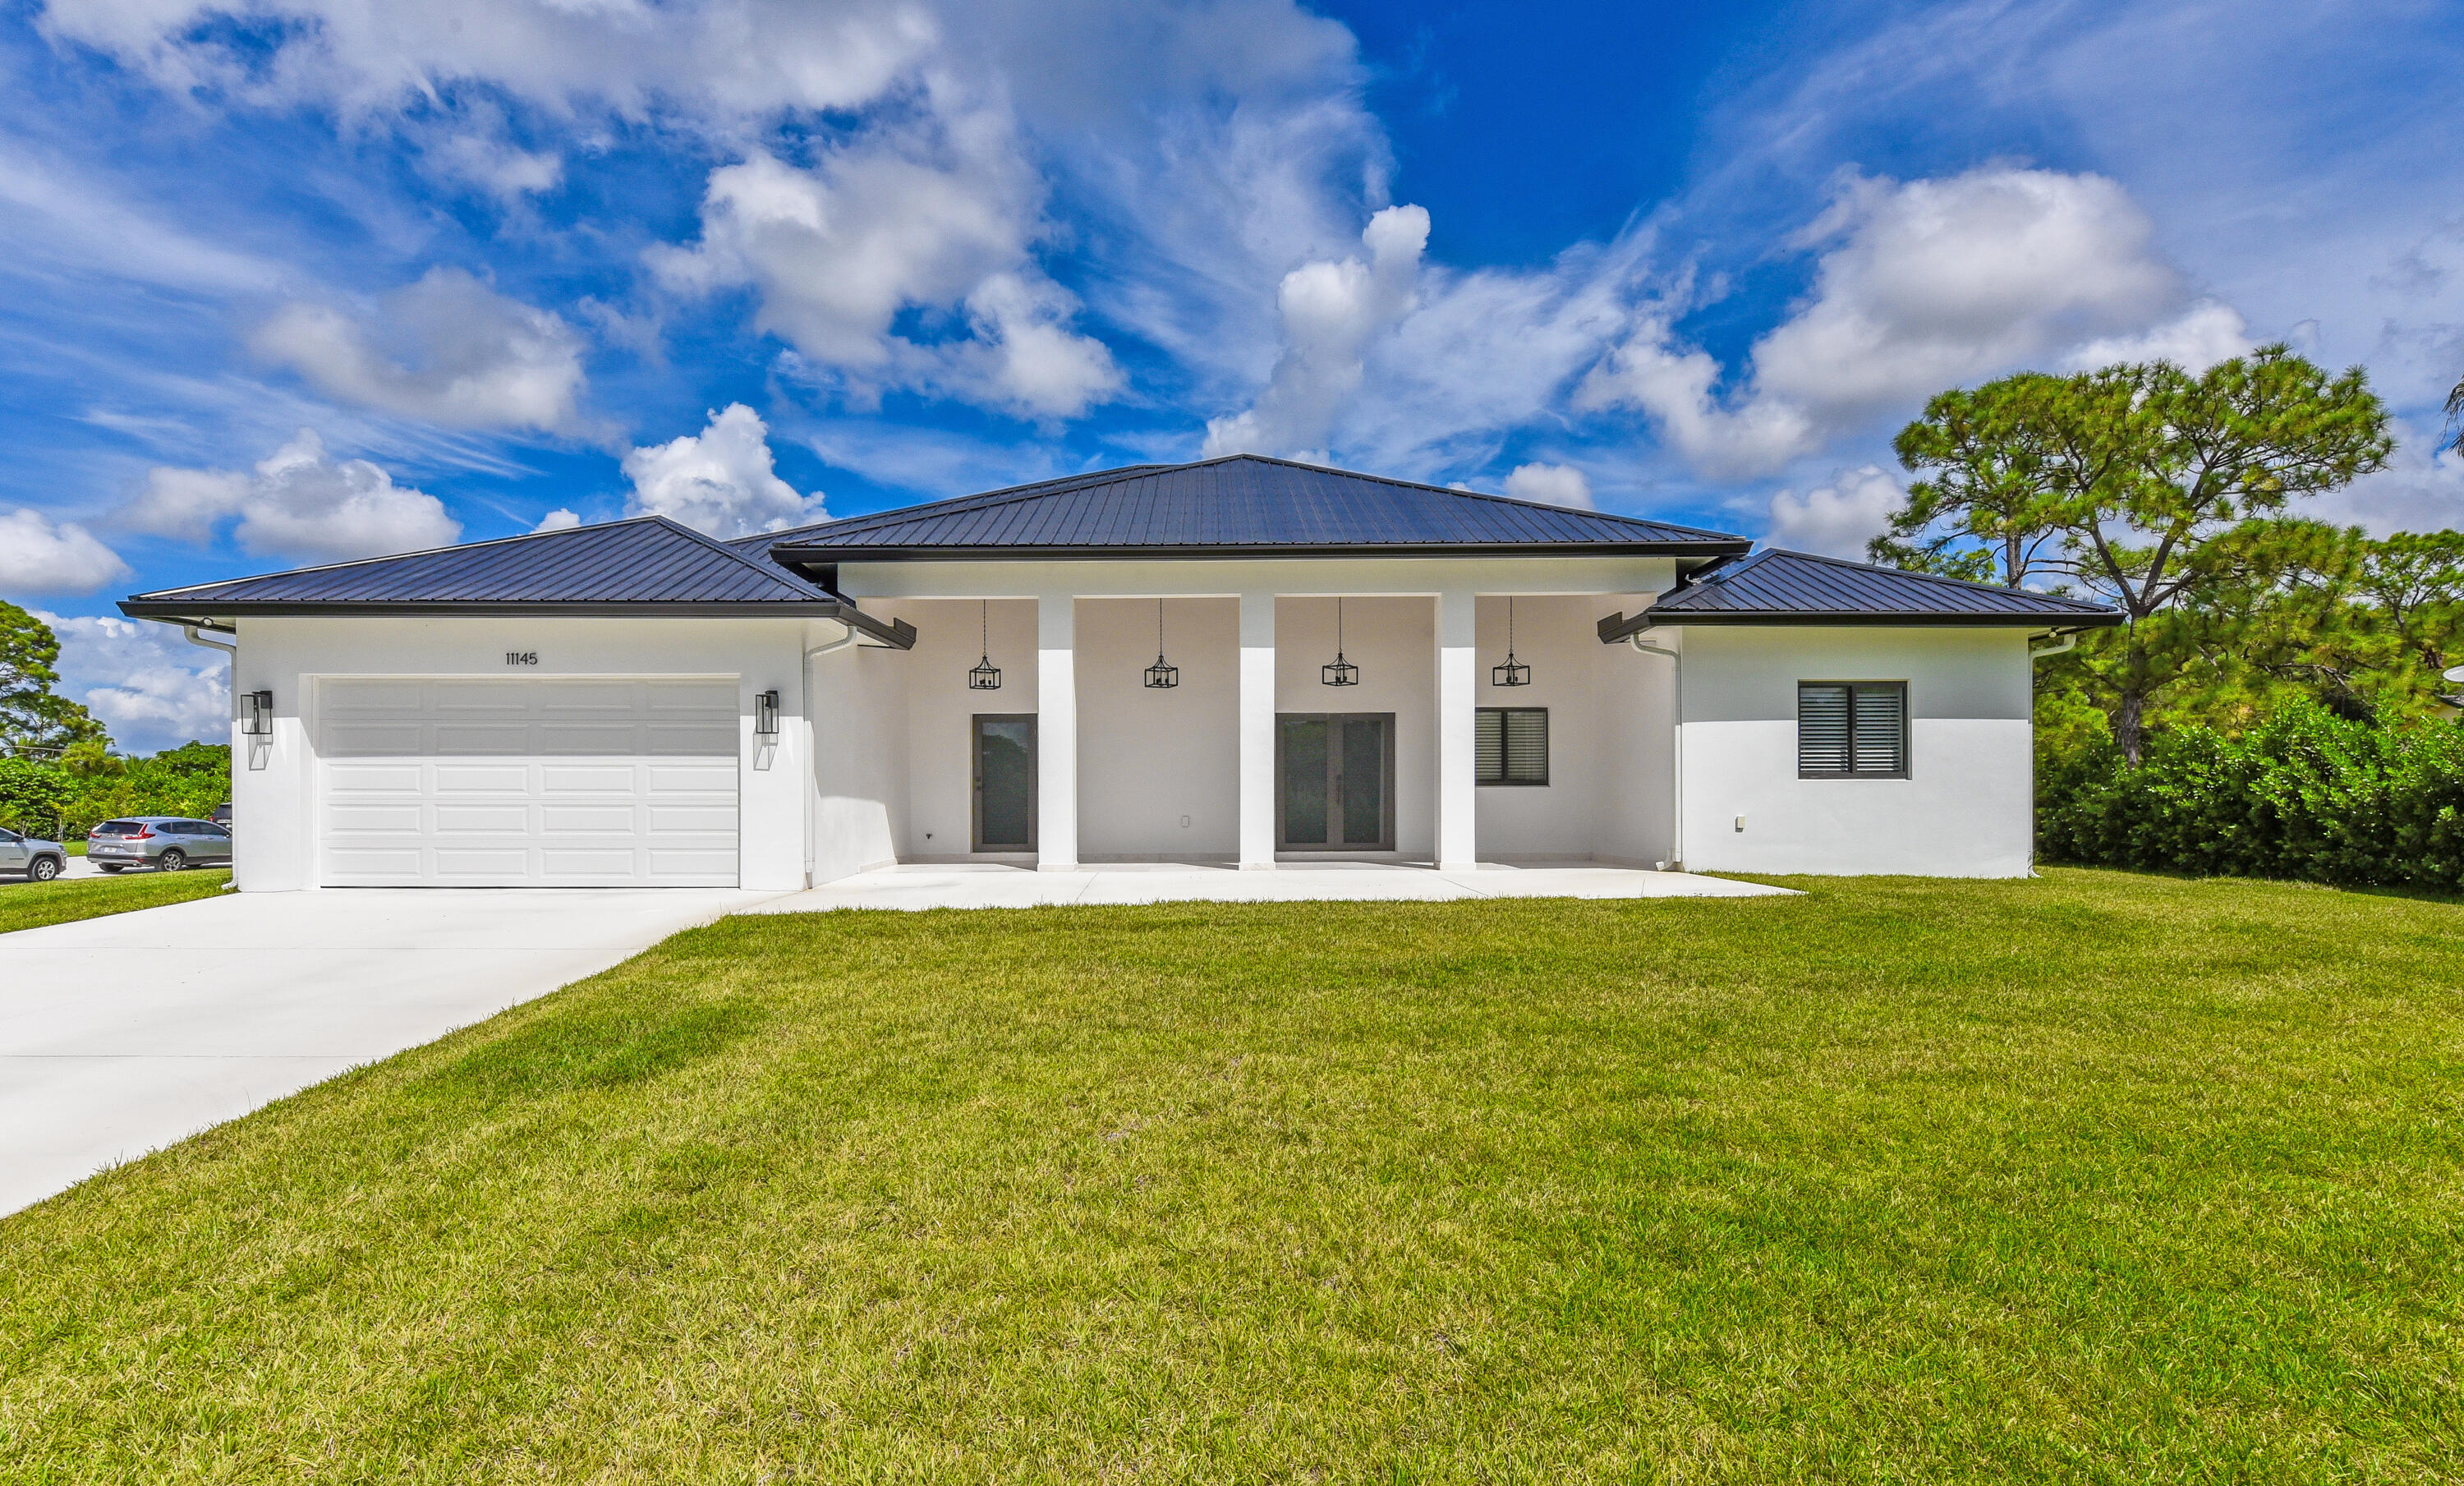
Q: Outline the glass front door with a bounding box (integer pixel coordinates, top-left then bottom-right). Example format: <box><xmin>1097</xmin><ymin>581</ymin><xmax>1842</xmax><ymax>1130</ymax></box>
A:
<box><xmin>972</xmin><ymin>715</ymin><xmax>1037</xmax><ymax>851</ymax></box>
<box><xmin>1277</xmin><ymin>713</ymin><xmax>1395</xmax><ymax>849</ymax></box>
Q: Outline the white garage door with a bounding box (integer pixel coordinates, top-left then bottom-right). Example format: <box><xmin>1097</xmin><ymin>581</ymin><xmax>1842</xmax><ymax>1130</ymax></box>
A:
<box><xmin>319</xmin><ymin>677</ymin><xmax>739</xmax><ymax>886</ymax></box>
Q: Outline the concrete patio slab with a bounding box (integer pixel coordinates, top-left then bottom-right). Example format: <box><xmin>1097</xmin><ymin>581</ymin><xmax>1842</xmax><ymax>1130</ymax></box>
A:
<box><xmin>0</xmin><ymin>886</ymin><xmax>773</xmax><ymax>1217</ymax></box>
<box><xmin>746</xmin><ymin>861</ymin><xmax>1793</xmax><ymax>914</ymax></box>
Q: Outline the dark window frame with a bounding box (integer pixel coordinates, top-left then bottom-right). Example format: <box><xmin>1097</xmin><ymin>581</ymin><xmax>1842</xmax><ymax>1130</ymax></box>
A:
<box><xmin>1275</xmin><ymin>712</ymin><xmax>1398</xmax><ymax>851</ymax></box>
<box><xmin>1797</xmin><ymin>681</ymin><xmax>1910</xmax><ymax>780</ymax></box>
<box><xmin>970</xmin><ymin>713</ymin><xmax>1038</xmax><ymax>853</ymax></box>
<box><xmin>1476</xmin><ymin>706</ymin><xmax>1550</xmax><ymax>787</ymax></box>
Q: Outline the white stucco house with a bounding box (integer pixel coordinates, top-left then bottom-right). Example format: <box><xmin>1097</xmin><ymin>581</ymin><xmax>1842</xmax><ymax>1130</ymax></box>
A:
<box><xmin>119</xmin><ymin>455</ymin><xmax>2120</xmax><ymax>891</ymax></box>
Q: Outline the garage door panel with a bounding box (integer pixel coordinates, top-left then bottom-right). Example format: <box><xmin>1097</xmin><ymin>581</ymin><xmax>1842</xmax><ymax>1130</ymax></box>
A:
<box><xmin>433</xmin><ymin>764</ymin><xmax>534</xmax><ymax>793</ymax></box>
<box><xmin>319</xmin><ymin>677</ymin><xmax>739</xmax><ymax>887</ymax></box>
<box><xmin>434</xmin><ymin>804</ymin><xmax>532</xmax><ymax>833</ymax></box>
<box><xmin>325</xmin><ymin>723</ymin><xmax>428</xmax><ymax>757</ymax></box>
<box><xmin>327</xmin><ymin>804</ymin><xmax>425</xmax><ymax>832</ymax></box>
<box><xmin>541</xmin><ymin>804</ymin><xmax>638</xmax><ymax>834</ymax></box>
<box><xmin>327</xmin><ymin>761</ymin><xmax>423</xmax><ymax>793</ymax></box>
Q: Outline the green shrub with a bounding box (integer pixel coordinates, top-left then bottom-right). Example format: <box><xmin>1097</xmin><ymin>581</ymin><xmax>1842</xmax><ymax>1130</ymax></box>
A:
<box><xmin>2039</xmin><ymin>702</ymin><xmax>2464</xmax><ymax>890</ymax></box>
<box><xmin>0</xmin><ymin>743</ymin><xmax>232</xmax><ymax>838</ymax></box>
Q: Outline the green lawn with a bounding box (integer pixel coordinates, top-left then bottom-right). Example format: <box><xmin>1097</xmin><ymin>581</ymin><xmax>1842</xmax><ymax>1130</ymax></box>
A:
<box><xmin>2</xmin><ymin>870</ymin><xmax>2458</xmax><ymax>1481</ymax></box>
<box><xmin>0</xmin><ymin>866</ymin><xmax>228</xmax><ymax>935</ymax></box>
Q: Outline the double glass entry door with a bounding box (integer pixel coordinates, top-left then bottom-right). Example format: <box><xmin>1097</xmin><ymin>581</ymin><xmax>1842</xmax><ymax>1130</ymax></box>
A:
<box><xmin>1278</xmin><ymin>713</ymin><xmax>1395</xmax><ymax>850</ymax></box>
<box><xmin>972</xmin><ymin>715</ymin><xmax>1037</xmax><ymax>852</ymax></box>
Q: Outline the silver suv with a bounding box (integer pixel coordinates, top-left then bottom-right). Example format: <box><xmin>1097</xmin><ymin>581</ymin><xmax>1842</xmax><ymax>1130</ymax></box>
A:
<box><xmin>0</xmin><ymin>827</ymin><xmax>67</xmax><ymax>881</ymax></box>
<box><xmin>88</xmin><ymin>817</ymin><xmax>232</xmax><ymax>872</ymax></box>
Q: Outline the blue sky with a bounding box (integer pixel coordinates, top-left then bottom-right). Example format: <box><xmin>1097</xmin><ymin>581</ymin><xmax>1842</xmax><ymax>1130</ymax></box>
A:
<box><xmin>3</xmin><ymin>0</ymin><xmax>2462</xmax><ymax>749</ymax></box>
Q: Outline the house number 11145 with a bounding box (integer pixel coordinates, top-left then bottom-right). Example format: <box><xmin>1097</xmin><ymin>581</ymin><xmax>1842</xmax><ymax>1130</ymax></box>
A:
<box><xmin>505</xmin><ymin>651</ymin><xmax>538</xmax><ymax>666</ymax></box>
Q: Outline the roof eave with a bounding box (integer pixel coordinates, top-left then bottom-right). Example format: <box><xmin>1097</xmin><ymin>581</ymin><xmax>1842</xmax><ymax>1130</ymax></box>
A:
<box><xmin>117</xmin><ymin>598</ymin><xmax>919</xmax><ymax>649</ymax></box>
<box><xmin>776</xmin><ymin>538</ymin><xmax>1754</xmax><ymax>564</ymax></box>
<box><xmin>1607</xmin><ymin>608</ymin><xmax>2124</xmax><ymax>634</ymax></box>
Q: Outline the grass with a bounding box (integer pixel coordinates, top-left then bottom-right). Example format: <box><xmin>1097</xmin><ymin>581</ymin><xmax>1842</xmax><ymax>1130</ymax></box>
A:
<box><xmin>2</xmin><ymin>867</ymin><xmax>2459</xmax><ymax>1481</ymax></box>
<box><xmin>0</xmin><ymin>866</ymin><xmax>228</xmax><ymax>935</ymax></box>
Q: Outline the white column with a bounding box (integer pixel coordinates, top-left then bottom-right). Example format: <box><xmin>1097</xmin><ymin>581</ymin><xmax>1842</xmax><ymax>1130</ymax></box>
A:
<box><xmin>1436</xmin><ymin>589</ymin><xmax>1478</xmax><ymax>872</ymax></box>
<box><xmin>1238</xmin><ymin>591</ymin><xmax>1276</xmax><ymax>869</ymax></box>
<box><xmin>1038</xmin><ymin>594</ymin><xmax>1079</xmax><ymax>870</ymax></box>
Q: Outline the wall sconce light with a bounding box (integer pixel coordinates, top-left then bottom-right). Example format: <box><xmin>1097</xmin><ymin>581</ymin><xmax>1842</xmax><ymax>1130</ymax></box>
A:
<box><xmin>755</xmin><ymin>689</ymin><xmax>780</xmax><ymax>738</ymax></box>
<box><xmin>968</xmin><ymin>599</ymin><xmax>1003</xmax><ymax>691</ymax></box>
<box><xmin>241</xmin><ymin>689</ymin><xmax>274</xmax><ymax>736</ymax></box>
<box><xmin>1491</xmin><ymin>596</ymin><xmax>1532</xmax><ymax>688</ymax></box>
<box><xmin>1321</xmin><ymin>596</ymin><xmax>1359</xmax><ymax>688</ymax></box>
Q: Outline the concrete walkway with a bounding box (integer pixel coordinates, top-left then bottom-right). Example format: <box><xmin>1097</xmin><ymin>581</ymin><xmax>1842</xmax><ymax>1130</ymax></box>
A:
<box><xmin>0</xmin><ymin>887</ymin><xmax>770</xmax><ymax>1217</ymax></box>
<box><xmin>748</xmin><ymin>860</ymin><xmax>1792</xmax><ymax>913</ymax></box>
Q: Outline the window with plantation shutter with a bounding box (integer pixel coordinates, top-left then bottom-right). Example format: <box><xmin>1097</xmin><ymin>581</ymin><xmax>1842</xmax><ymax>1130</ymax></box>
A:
<box><xmin>1476</xmin><ymin>707</ymin><xmax>1549</xmax><ymax>785</ymax></box>
<box><xmin>1798</xmin><ymin>683</ymin><xmax>1908</xmax><ymax>779</ymax></box>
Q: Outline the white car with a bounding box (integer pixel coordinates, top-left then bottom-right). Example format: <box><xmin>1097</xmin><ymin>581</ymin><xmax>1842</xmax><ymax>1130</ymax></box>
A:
<box><xmin>0</xmin><ymin>827</ymin><xmax>67</xmax><ymax>882</ymax></box>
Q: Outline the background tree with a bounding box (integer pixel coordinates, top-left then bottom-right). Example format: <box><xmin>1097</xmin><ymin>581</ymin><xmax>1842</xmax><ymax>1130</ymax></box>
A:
<box><xmin>1874</xmin><ymin>372</ymin><xmax>2070</xmax><ymax>588</ymax></box>
<box><xmin>0</xmin><ymin>600</ymin><xmax>106</xmax><ymax>755</ymax></box>
<box><xmin>1879</xmin><ymin>347</ymin><xmax>2393</xmax><ymax>764</ymax></box>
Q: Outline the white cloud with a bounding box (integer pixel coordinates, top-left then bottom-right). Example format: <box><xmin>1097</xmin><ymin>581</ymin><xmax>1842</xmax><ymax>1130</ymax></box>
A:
<box><xmin>2063</xmin><ymin>298</ymin><xmax>2251</xmax><ymax>372</ymax></box>
<box><xmin>2313</xmin><ymin>425</ymin><xmax>2464</xmax><ymax>536</ymax></box>
<box><xmin>36</xmin><ymin>0</ymin><xmax>940</xmax><ymax>120</ymax></box>
<box><xmin>1763</xmin><ymin>464</ymin><xmax>1905</xmax><ymax>559</ymax></box>
<box><xmin>532</xmin><ymin>508</ymin><xmax>582</xmax><ymax>533</ymax></box>
<box><xmin>38</xmin><ymin>610</ymin><xmax>228</xmax><ymax>754</ymax></box>
<box><xmin>1202</xmin><ymin>205</ymin><xmax>1429</xmax><ymax>459</ymax></box>
<box><xmin>622</xmin><ymin>404</ymin><xmax>826</xmax><ymax>538</ymax></box>
<box><xmin>122</xmin><ymin>430</ymin><xmax>461</xmax><ymax>560</ymax></box>
<box><xmin>0</xmin><ymin>509</ymin><xmax>131</xmax><ymax>595</ymax></box>
<box><xmin>1501</xmin><ymin>462</ymin><xmax>1593</xmax><ymax>509</ymax></box>
<box><xmin>1580</xmin><ymin>168</ymin><xmax>2211</xmax><ymax>479</ymax></box>
<box><xmin>250</xmin><ymin>268</ymin><xmax>588</xmax><ymax>433</ymax></box>
<box><xmin>651</xmin><ymin>115</ymin><xmax>1119</xmax><ymax>420</ymax></box>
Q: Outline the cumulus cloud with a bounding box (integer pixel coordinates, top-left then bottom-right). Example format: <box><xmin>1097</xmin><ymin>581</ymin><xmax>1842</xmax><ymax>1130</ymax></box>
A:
<box><xmin>250</xmin><ymin>268</ymin><xmax>588</xmax><ymax>432</ymax></box>
<box><xmin>1501</xmin><ymin>462</ymin><xmax>1593</xmax><ymax>509</ymax></box>
<box><xmin>39</xmin><ymin>610</ymin><xmax>229</xmax><ymax>754</ymax></box>
<box><xmin>1763</xmin><ymin>464</ymin><xmax>1905</xmax><ymax>559</ymax></box>
<box><xmin>1202</xmin><ymin>205</ymin><xmax>1429</xmax><ymax>461</ymax></box>
<box><xmin>122</xmin><ymin>430</ymin><xmax>461</xmax><ymax>560</ymax></box>
<box><xmin>1580</xmin><ymin>168</ymin><xmax>2213</xmax><ymax>478</ymax></box>
<box><xmin>2312</xmin><ymin>425</ymin><xmax>2464</xmax><ymax>536</ymax></box>
<box><xmin>2063</xmin><ymin>298</ymin><xmax>2252</xmax><ymax>372</ymax></box>
<box><xmin>532</xmin><ymin>508</ymin><xmax>582</xmax><ymax>533</ymax></box>
<box><xmin>35</xmin><ymin>0</ymin><xmax>939</xmax><ymax>120</ymax></box>
<box><xmin>650</xmin><ymin>112</ymin><xmax>1119</xmax><ymax>420</ymax></box>
<box><xmin>622</xmin><ymin>404</ymin><xmax>827</xmax><ymax>538</ymax></box>
<box><xmin>0</xmin><ymin>509</ymin><xmax>131</xmax><ymax>595</ymax></box>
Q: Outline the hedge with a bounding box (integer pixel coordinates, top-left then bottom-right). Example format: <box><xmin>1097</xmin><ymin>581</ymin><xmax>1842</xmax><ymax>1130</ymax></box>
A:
<box><xmin>0</xmin><ymin>743</ymin><xmax>232</xmax><ymax>840</ymax></box>
<box><xmin>2039</xmin><ymin>702</ymin><xmax>2464</xmax><ymax>890</ymax></box>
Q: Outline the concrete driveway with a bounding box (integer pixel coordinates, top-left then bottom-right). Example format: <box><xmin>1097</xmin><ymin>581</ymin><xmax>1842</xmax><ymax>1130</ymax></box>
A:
<box><xmin>0</xmin><ymin>887</ymin><xmax>772</xmax><ymax>1217</ymax></box>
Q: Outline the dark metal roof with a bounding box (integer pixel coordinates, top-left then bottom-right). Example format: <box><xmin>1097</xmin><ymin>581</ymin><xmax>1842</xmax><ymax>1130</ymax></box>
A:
<box><xmin>1598</xmin><ymin>549</ymin><xmax>2125</xmax><ymax>637</ymax></box>
<box><xmin>756</xmin><ymin>454</ymin><xmax>1750</xmax><ymax>562</ymax></box>
<box><xmin>118</xmin><ymin>516</ymin><xmax>916</xmax><ymax>646</ymax></box>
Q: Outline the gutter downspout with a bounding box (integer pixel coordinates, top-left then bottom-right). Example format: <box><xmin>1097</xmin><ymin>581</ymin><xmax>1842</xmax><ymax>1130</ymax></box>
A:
<box><xmin>2021</xmin><ymin>628</ymin><xmax>2085</xmax><ymax>879</ymax></box>
<box><xmin>182</xmin><ymin>623</ymin><xmax>239</xmax><ymax>739</ymax></box>
<box><xmin>800</xmin><ymin>621</ymin><xmax>858</xmax><ymax>886</ymax></box>
<box><xmin>2029</xmin><ymin>628</ymin><xmax>2080</xmax><ymax>662</ymax></box>
<box><xmin>1625</xmin><ymin>626</ymin><xmax>1685</xmax><ymax>873</ymax></box>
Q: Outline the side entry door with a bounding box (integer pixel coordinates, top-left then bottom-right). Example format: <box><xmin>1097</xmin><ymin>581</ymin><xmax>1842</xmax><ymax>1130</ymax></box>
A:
<box><xmin>972</xmin><ymin>715</ymin><xmax>1037</xmax><ymax>853</ymax></box>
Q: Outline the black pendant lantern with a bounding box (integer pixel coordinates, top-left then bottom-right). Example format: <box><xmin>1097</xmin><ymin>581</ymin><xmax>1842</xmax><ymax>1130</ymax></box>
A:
<box><xmin>1143</xmin><ymin>599</ymin><xmax>1179</xmax><ymax>689</ymax></box>
<box><xmin>1492</xmin><ymin>596</ymin><xmax>1532</xmax><ymax>688</ymax></box>
<box><xmin>1322</xmin><ymin>596</ymin><xmax>1360</xmax><ymax>687</ymax></box>
<box><xmin>967</xmin><ymin>600</ymin><xmax>1002</xmax><ymax>690</ymax></box>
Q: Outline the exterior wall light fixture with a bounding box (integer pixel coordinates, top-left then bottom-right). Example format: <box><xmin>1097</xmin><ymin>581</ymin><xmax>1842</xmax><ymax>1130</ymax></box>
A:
<box><xmin>1491</xmin><ymin>597</ymin><xmax>1532</xmax><ymax>688</ymax></box>
<box><xmin>1143</xmin><ymin>598</ymin><xmax>1179</xmax><ymax>689</ymax></box>
<box><xmin>967</xmin><ymin>600</ymin><xmax>1003</xmax><ymax>690</ymax></box>
<box><xmin>755</xmin><ymin>689</ymin><xmax>780</xmax><ymax>738</ymax></box>
<box><xmin>1321</xmin><ymin>597</ymin><xmax>1360</xmax><ymax>687</ymax></box>
<box><xmin>241</xmin><ymin>690</ymin><xmax>274</xmax><ymax>736</ymax></box>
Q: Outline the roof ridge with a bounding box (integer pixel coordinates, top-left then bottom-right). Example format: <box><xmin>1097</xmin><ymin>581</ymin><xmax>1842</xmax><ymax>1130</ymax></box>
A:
<box><xmin>128</xmin><ymin>515</ymin><xmax>669</xmax><ymax>600</ymax></box>
<box><xmin>641</xmin><ymin>515</ymin><xmax>830</xmax><ymax>598</ymax></box>
<box><xmin>1746</xmin><ymin>548</ymin><xmax>2115</xmax><ymax>609</ymax></box>
<box><xmin>1211</xmin><ymin>453</ymin><xmax>1746</xmax><ymax>540</ymax></box>
<box><xmin>761</xmin><ymin>463</ymin><xmax>1174</xmax><ymax>546</ymax></box>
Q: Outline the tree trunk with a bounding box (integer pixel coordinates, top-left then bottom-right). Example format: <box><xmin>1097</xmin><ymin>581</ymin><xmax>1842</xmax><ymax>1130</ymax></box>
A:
<box><xmin>2114</xmin><ymin>688</ymin><xmax>2147</xmax><ymax>768</ymax></box>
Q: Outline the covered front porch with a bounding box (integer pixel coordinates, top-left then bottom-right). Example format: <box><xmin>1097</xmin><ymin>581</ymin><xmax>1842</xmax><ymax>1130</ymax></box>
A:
<box><xmin>807</xmin><ymin>564</ymin><xmax>1686</xmax><ymax>883</ymax></box>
